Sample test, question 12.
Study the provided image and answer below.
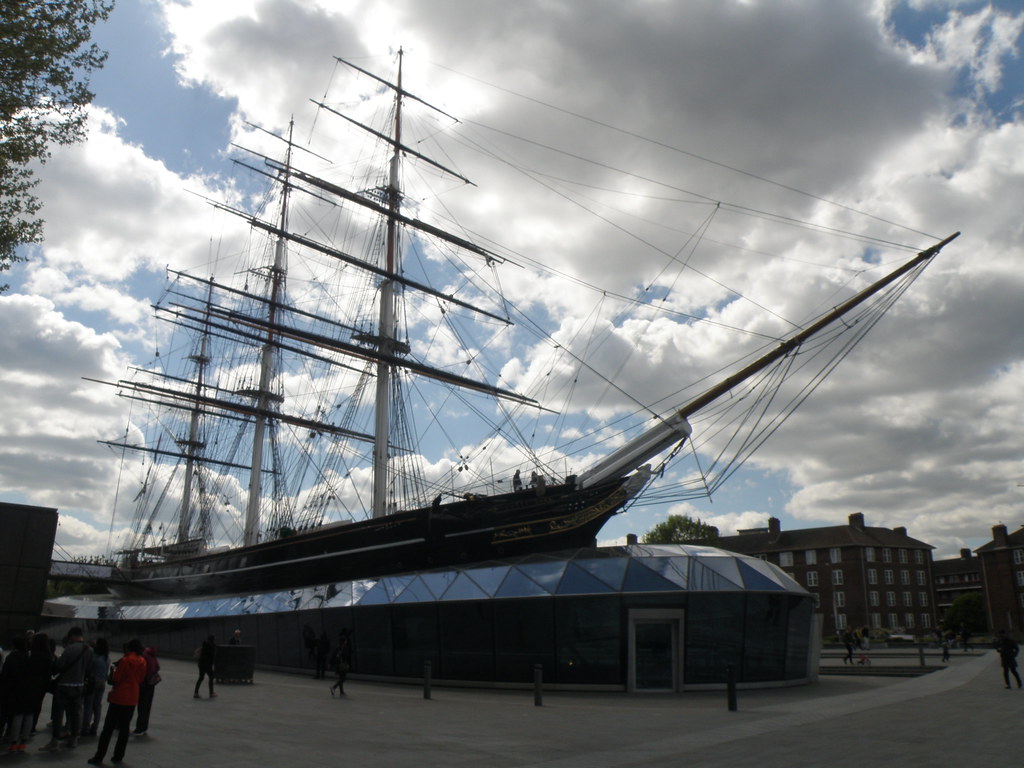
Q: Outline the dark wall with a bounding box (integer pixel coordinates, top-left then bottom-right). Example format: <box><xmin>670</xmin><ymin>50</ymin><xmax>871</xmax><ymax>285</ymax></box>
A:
<box><xmin>0</xmin><ymin>502</ymin><xmax>58</xmax><ymax>643</ymax></box>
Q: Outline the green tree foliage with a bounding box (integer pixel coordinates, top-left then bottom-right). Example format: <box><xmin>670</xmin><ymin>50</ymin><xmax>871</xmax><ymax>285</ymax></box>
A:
<box><xmin>0</xmin><ymin>0</ymin><xmax>114</xmax><ymax>290</ymax></box>
<box><xmin>943</xmin><ymin>591</ymin><xmax>987</xmax><ymax>634</ymax></box>
<box><xmin>642</xmin><ymin>514</ymin><xmax>721</xmax><ymax>546</ymax></box>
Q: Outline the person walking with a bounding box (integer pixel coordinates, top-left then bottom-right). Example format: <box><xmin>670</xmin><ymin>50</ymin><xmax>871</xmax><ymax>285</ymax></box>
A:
<box><xmin>994</xmin><ymin>629</ymin><xmax>1022</xmax><ymax>689</ymax></box>
<box><xmin>841</xmin><ymin>628</ymin><xmax>854</xmax><ymax>664</ymax></box>
<box><xmin>132</xmin><ymin>646</ymin><xmax>161</xmax><ymax>735</ymax></box>
<box><xmin>1</xmin><ymin>635</ymin><xmax>33</xmax><ymax>753</ymax></box>
<box><xmin>83</xmin><ymin>638</ymin><xmax>111</xmax><ymax>737</ymax></box>
<box><xmin>194</xmin><ymin>635</ymin><xmax>217</xmax><ymax>699</ymax></box>
<box><xmin>42</xmin><ymin>626</ymin><xmax>93</xmax><ymax>750</ymax></box>
<box><xmin>27</xmin><ymin>632</ymin><xmax>52</xmax><ymax>735</ymax></box>
<box><xmin>329</xmin><ymin>629</ymin><xmax>352</xmax><ymax>696</ymax></box>
<box><xmin>87</xmin><ymin>639</ymin><xmax>147</xmax><ymax>766</ymax></box>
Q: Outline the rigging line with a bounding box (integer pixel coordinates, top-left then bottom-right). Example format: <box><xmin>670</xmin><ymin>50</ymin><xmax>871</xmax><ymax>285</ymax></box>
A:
<box><xmin>432</xmin><ymin>61</ymin><xmax>938</xmax><ymax>241</ymax></box>
<box><xmin>454</xmin><ymin>120</ymin><xmax>923</xmax><ymax>255</ymax></box>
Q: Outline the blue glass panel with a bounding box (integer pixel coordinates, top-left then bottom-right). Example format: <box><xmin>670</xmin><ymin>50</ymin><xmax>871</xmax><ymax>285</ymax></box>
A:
<box><xmin>697</xmin><ymin>554</ymin><xmax>743</xmax><ymax>587</ymax></box>
<box><xmin>516</xmin><ymin>561</ymin><xmax>567</xmax><ymax>593</ymax></box>
<box><xmin>689</xmin><ymin>560</ymin><xmax>743</xmax><ymax>591</ymax></box>
<box><xmin>495</xmin><ymin>567</ymin><xmax>549</xmax><ymax>598</ymax></box>
<box><xmin>621</xmin><ymin>560</ymin><xmax>679</xmax><ymax>592</ymax></box>
<box><xmin>644</xmin><ymin>557</ymin><xmax>689</xmax><ymax>589</ymax></box>
<box><xmin>740</xmin><ymin>557</ymin><xmax>790</xmax><ymax>588</ymax></box>
<box><xmin>382</xmin><ymin>574</ymin><xmax>417</xmax><ymax>602</ymax></box>
<box><xmin>462</xmin><ymin>566</ymin><xmax>511</xmax><ymax>597</ymax></box>
<box><xmin>439</xmin><ymin>572</ymin><xmax>489</xmax><ymax>601</ymax></box>
<box><xmin>737</xmin><ymin>559</ymin><xmax>786</xmax><ymax>591</ymax></box>
<box><xmin>574</xmin><ymin>557</ymin><xmax>628</xmax><ymax>590</ymax></box>
<box><xmin>392</xmin><ymin>576</ymin><xmax>437</xmax><ymax>604</ymax></box>
<box><xmin>356</xmin><ymin>580</ymin><xmax>392</xmax><ymax>605</ymax></box>
<box><xmin>419</xmin><ymin>571</ymin><xmax>458</xmax><ymax>599</ymax></box>
<box><xmin>555</xmin><ymin>563</ymin><xmax>617</xmax><ymax>595</ymax></box>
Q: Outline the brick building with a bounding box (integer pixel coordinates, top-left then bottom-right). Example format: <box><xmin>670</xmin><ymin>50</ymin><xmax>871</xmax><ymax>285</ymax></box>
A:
<box><xmin>975</xmin><ymin>524</ymin><xmax>1024</xmax><ymax>633</ymax></box>
<box><xmin>719</xmin><ymin>513</ymin><xmax>936</xmax><ymax>637</ymax></box>
<box><xmin>932</xmin><ymin>548</ymin><xmax>983</xmax><ymax>620</ymax></box>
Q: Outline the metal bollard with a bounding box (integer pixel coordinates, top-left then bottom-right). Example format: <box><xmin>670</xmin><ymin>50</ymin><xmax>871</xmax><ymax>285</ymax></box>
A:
<box><xmin>726</xmin><ymin>664</ymin><xmax>737</xmax><ymax>711</ymax></box>
<box><xmin>424</xmin><ymin>660</ymin><xmax>432</xmax><ymax>700</ymax></box>
<box><xmin>534</xmin><ymin>663</ymin><xmax>543</xmax><ymax>707</ymax></box>
<box><xmin>918</xmin><ymin>644</ymin><xmax>926</xmax><ymax>667</ymax></box>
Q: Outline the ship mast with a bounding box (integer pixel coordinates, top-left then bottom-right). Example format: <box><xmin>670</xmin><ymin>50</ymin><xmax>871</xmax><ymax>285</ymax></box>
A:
<box><xmin>243</xmin><ymin>120</ymin><xmax>295</xmax><ymax>545</ymax></box>
<box><xmin>176</xmin><ymin>283</ymin><xmax>212</xmax><ymax>545</ymax></box>
<box><xmin>371</xmin><ymin>49</ymin><xmax>404</xmax><ymax>518</ymax></box>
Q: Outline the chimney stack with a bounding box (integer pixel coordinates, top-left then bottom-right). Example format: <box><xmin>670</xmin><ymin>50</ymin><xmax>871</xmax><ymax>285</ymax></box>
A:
<box><xmin>849</xmin><ymin>512</ymin><xmax>865</xmax><ymax>530</ymax></box>
<box><xmin>959</xmin><ymin>548</ymin><xmax>972</xmax><ymax>559</ymax></box>
<box><xmin>768</xmin><ymin>517</ymin><xmax>781</xmax><ymax>538</ymax></box>
<box><xmin>993</xmin><ymin>524</ymin><xmax>1009</xmax><ymax>548</ymax></box>
<box><xmin>894</xmin><ymin>526</ymin><xmax>907</xmax><ymax>537</ymax></box>
<box><xmin>626</xmin><ymin>533</ymin><xmax>638</xmax><ymax>546</ymax></box>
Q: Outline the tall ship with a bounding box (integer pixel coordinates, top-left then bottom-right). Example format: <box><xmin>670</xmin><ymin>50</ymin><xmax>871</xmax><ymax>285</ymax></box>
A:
<box><xmin>89</xmin><ymin>53</ymin><xmax>958</xmax><ymax>598</ymax></box>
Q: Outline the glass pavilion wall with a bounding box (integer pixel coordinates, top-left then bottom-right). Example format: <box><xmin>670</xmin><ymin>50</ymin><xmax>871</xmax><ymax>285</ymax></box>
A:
<box><xmin>42</xmin><ymin>545</ymin><xmax>816</xmax><ymax>689</ymax></box>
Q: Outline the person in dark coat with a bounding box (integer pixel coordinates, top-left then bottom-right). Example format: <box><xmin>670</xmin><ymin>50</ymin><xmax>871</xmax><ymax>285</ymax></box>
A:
<box><xmin>1</xmin><ymin>636</ymin><xmax>34</xmax><ymax>753</ymax></box>
<box><xmin>994</xmin><ymin>629</ymin><xmax>1022</xmax><ymax>689</ymax></box>
<box><xmin>314</xmin><ymin>631</ymin><xmax>330</xmax><ymax>680</ymax></box>
<box><xmin>28</xmin><ymin>632</ymin><xmax>52</xmax><ymax>734</ymax></box>
<box><xmin>132</xmin><ymin>646</ymin><xmax>160</xmax><ymax>734</ymax></box>
<box><xmin>194</xmin><ymin>635</ymin><xmax>217</xmax><ymax>699</ymax></box>
<box><xmin>83</xmin><ymin>638</ymin><xmax>111</xmax><ymax>736</ymax></box>
<box><xmin>42</xmin><ymin>626</ymin><xmax>93</xmax><ymax>750</ymax></box>
<box><xmin>329</xmin><ymin>629</ymin><xmax>352</xmax><ymax>696</ymax></box>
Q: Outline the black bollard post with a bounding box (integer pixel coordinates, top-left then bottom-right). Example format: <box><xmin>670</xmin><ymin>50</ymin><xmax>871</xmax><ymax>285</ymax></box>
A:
<box><xmin>534</xmin><ymin>663</ymin><xmax>543</xmax><ymax>707</ymax></box>
<box><xmin>424</xmin><ymin>660</ymin><xmax>432</xmax><ymax>700</ymax></box>
<box><xmin>918</xmin><ymin>644</ymin><xmax>926</xmax><ymax>667</ymax></box>
<box><xmin>726</xmin><ymin>664</ymin><xmax>737</xmax><ymax>711</ymax></box>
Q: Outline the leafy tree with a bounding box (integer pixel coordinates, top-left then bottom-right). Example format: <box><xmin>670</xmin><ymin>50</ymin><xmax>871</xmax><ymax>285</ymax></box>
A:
<box><xmin>0</xmin><ymin>0</ymin><xmax>114</xmax><ymax>290</ymax></box>
<box><xmin>943</xmin><ymin>592</ymin><xmax>987</xmax><ymax>634</ymax></box>
<box><xmin>642</xmin><ymin>514</ymin><xmax>720</xmax><ymax>546</ymax></box>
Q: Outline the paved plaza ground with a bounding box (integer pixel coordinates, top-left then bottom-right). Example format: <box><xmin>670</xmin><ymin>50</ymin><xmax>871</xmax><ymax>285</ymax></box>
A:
<box><xmin>6</xmin><ymin>649</ymin><xmax>1018</xmax><ymax>768</ymax></box>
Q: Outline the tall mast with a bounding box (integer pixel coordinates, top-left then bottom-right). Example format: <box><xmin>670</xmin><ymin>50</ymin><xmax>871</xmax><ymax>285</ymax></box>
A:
<box><xmin>176</xmin><ymin>282</ymin><xmax>212</xmax><ymax>544</ymax></box>
<box><xmin>372</xmin><ymin>50</ymin><xmax>404</xmax><ymax>518</ymax></box>
<box><xmin>243</xmin><ymin>119</ymin><xmax>295</xmax><ymax>545</ymax></box>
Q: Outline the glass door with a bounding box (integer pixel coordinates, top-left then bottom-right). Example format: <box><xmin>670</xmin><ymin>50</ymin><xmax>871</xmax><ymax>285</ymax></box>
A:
<box><xmin>633</xmin><ymin>620</ymin><xmax>675</xmax><ymax>691</ymax></box>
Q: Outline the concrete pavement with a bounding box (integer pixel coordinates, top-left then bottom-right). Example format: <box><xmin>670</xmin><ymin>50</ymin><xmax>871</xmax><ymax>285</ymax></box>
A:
<box><xmin>7</xmin><ymin>650</ymin><xmax>1016</xmax><ymax>768</ymax></box>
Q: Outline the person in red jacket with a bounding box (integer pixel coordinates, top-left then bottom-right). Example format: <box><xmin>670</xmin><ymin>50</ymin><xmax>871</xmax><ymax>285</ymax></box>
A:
<box><xmin>87</xmin><ymin>639</ymin><xmax>147</xmax><ymax>766</ymax></box>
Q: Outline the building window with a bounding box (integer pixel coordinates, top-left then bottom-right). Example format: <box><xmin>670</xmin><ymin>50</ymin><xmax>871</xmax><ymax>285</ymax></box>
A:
<box><xmin>829</xmin><ymin>548</ymin><xmax>842</xmax><ymax>563</ymax></box>
<box><xmin>903</xmin><ymin>591</ymin><xmax>913</xmax><ymax>607</ymax></box>
<box><xmin>921</xmin><ymin>613</ymin><xmax>931</xmax><ymax>628</ymax></box>
<box><xmin>900</xmin><ymin>570</ymin><xmax>910</xmax><ymax>585</ymax></box>
<box><xmin>888</xmin><ymin>613</ymin><xmax>898</xmax><ymax>629</ymax></box>
<box><xmin>919</xmin><ymin>592</ymin><xmax>929</xmax><ymax>607</ymax></box>
<box><xmin>916</xmin><ymin>571</ymin><xmax>926</xmax><ymax>586</ymax></box>
<box><xmin>898</xmin><ymin>548</ymin><xmax>908</xmax><ymax>564</ymax></box>
<box><xmin>806</xmin><ymin>571</ymin><xmax>818</xmax><ymax>587</ymax></box>
<box><xmin>884</xmin><ymin>570</ymin><xmax>894</xmax><ymax>585</ymax></box>
<box><xmin>871</xmin><ymin>613</ymin><xmax>881</xmax><ymax>629</ymax></box>
<box><xmin>835</xmin><ymin>591</ymin><xmax>846</xmax><ymax>608</ymax></box>
<box><xmin>805</xmin><ymin>550</ymin><xmax>817</xmax><ymax>565</ymax></box>
<box><xmin>914</xmin><ymin>550</ymin><xmax>924</xmax><ymax>564</ymax></box>
<box><xmin>832</xmin><ymin>570</ymin><xmax>844</xmax><ymax>586</ymax></box>
<box><xmin>869</xmin><ymin>591</ymin><xmax>879</xmax><ymax>607</ymax></box>
<box><xmin>865</xmin><ymin>547</ymin><xmax>875</xmax><ymax>562</ymax></box>
<box><xmin>886</xmin><ymin>591</ymin><xmax>896</xmax><ymax>607</ymax></box>
<box><xmin>1016</xmin><ymin>571</ymin><xmax>1024</xmax><ymax>587</ymax></box>
<box><xmin>882</xmin><ymin>548</ymin><xmax>892</xmax><ymax>563</ymax></box>
<box><xmin>905</xmin><ymin>613</ymin><xmax>915</xmax><ymax>629</ymax></box>
<box><xmin>779</xmin><ymin>551</ymin><xmax>794</xmax><ymax>567</ymax></box>
<box><xmin>836</xmin><ymin>613</ymin><xmax>847</xmax><ymax>630</ymax></box>
<box><xmin>1012</xmin><ymin>548</ymin><xmax>1024</xmax><ymax>565</ymax></box>
<box><xmin>867</xmin><ymin>568</ymin><xmax>877</xmax><ymax>585</ymax></box>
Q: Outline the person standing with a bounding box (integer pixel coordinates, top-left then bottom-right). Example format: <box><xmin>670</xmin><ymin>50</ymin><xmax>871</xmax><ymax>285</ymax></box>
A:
<box><xmin>42</xmin><ymin>626</ymin><xmax>93</xmax><ymax>750</ymax></box>
<box><xmin>193</xmin><ymin>635</ymin><xmax>217</xmax><ymax>699</ymax></box>
<box><xmin>27</xmin><ymin>632</ymin><xmax>52</xmax><ymax>735</ymax></box>
<box><xmin>83</xmin><ymin>638</ymin><xmax>111</xmax><ymax>736</ymax></box>
<box><xmin>132</xmin><ymin>646</ymin><xmax>160</xmax><ymax>735</ymax></box>
<box><xmin>228</xmin><ymin>630</ymin><xmax>242</xmax><ymax>645</ymax></box>
<box><xmin>87</xmin><ymin>639</ymin><xmax>147</xmax><ymax>766</ymax></box>
<box><xmin>314</xmin><ymin>631</ymin><xmax>330</xmax><ymax>680</ymax></box>
<box><xmin>841</xmin><ymin>628</ymin><xmax>854</xmax><ymax>665</ymax></box>
<box><xmin>994</xmin><ymin>629</ymin><xmax>1022</xmax><ymax>689</ymax></box>
<box><xmin>1</xmin><ymin>635</ymin><xmax>33</xmax><ymax>753</ymax></box>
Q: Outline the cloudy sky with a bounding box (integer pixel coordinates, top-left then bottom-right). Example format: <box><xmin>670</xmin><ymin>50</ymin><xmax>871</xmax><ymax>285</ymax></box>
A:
<box><xmin>2</xmin><ymin>0</ymin><xmax>1023</xmax><ymax>564</ymax></box>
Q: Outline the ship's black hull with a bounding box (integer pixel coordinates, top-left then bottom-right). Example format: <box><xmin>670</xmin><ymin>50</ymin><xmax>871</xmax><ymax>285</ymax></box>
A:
<box><xmin>109</xmin><ymin>477</ymin><xmax>635</xmax><ymax>598</ymax></box>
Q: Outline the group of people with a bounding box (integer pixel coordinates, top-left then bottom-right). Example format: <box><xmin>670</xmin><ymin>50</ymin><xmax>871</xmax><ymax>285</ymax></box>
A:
<box><xmin>304</xmin><ymin>624</ymin><xmax>352</xmax><ymax>695</ymax></box>
<box><xmin>840</xmin><ymin>626</ymin><xmax>872</xmax><ymax>664</ymax></box>
<box><xmin>0</xmin><ymin>626</ymin><xmax>161</xmax><ymax>764</ymax></box>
